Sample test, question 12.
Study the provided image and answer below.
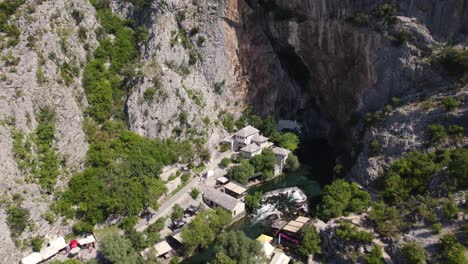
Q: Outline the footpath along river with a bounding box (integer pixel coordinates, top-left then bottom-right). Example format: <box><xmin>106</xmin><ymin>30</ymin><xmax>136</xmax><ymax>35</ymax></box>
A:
<box><xmin>183</xmin><ymin>139</ymin><xmax>336</xmax><ymax>263</ymax></box>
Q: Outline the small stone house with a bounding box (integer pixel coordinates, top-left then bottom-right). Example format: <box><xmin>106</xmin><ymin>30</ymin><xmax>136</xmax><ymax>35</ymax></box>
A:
<box><xmin>203</xmin><ymin>187</ymin><xmax>246</xmax><ymax>218</ymax></box>
<box><xmin>233</xmin><ymin>125</ymin><xmax>260</xmax><ymax>150</ymax></box>
<box><xmin>272</xmin><ymin>147</ymin><xmax>290</xmax><ymax>175</ymax></box>
<box><xmin>240</xmin><ymin>143</ymin><xmax>262</xmax><ymax>158</ymax></box>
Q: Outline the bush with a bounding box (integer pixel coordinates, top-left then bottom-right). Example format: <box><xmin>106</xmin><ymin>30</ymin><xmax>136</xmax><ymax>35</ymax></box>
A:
<box><xmin>179</xmin><ymin>111</ymin><xmax>188</xmax><ymax>125</ymax></box>
<box><xmin>448</xmin><ymin>125</ymin><xmax>464</xmax><ymax>142</ymax></box>
<box><xmin>197</xmin><ymin>35</ymin><xmax>205</xmax><ymax>46</ymax></box>
<box><xmin>439</xmin><ymin>234</ymin><xmax>467</xmax><ymax>264</ymax></box>
<box><xmin>380</xmin><ymin>151</ymin><xmax>439</xmax><ymax>203</ymax></box>
<box><xmin>298</xmin><ymin>225</ymin><xmax>321</xmax><ymax>256</ymax></box>
<box><xmin>171</xmin><ymin>204</ymin><xmax>184</xmax><ymax>221</ymax></box>
<box><xmin>6</xmin><ymin>205</ymin><xmax>30</xmax><ymax>238</ymax></box>
<box><xmin>368</xmin><ymin>202</ymin><xmax>401</xmax><ymax>238</ymax></box>
<box><xmin>352</xmin><ymin>12</ymin><xmax>369</xmax><ymax>26</ymax></box>
<box><xmin>369</xmin><ymin>139</ymin><xmax>381</xmax><ymax>156</ymax></box>
<box><xmin>401</xmin><ymin>242</ymin><xmax>426</xmax><ymax>264</ymax></box>
<box><xmin>285</xmin><ymin>154</ymin><xmax>300</xmax><ymax>172</ymax></box>
<box><xmin>181</xmin><ymin>172</ymin><xmax>191</xmax><ymax>183</ymax></box>
<box><xmin>336</xmin><ymin>221</ymin><xmax>374</xmax><ymax>243</ymax></box>
<box><xmin>365</xmin><ymin>245</ymin><xmax>384</xmax><ymax>264</ymax></box>
<box><xmin>365</xmin><ymin>111</ymin><xmax>385</xmax><ymax>126</ymax></box>
<box><xmin>190</xmin><ymin>188</ymin><xmax>200</xmax><ymax>199</ymax></box>
<box><xmin>391</xmin><ymin>97</ymin><xmax>400</xmax><ymax>106</ymax></box>
<box><xmin>441</xmin><ymin>97</ymin><xmax>461</xmax><ymax>111</ymax></box>
<box><xmin>396</xmin><ymin>30</ymin><xmax>412</xmax><ymax>45</ymax></box>
<box><xmin>431</xmin><ymin>222</ymin><xmax>442</xmax><ymax>234</ymax></box>
<box><xmin>447</xmin><ymin>148</ymin><xmax>468</xmax><ymax>189</ymax></box>
<box><xmin>120</xmin><ymin>216</ymin><xmax>139</xmax><ymax>231</ymax></box>
<box><xmin>374</xmin><ymin>4</ymin><xmax>398</xmax><ymax>24</ymax></box>
<box><xmin>317</xmin><ymin>180</ymin><xmax>370</xmax><ymax>221</ymax></box>
<box><xmin>143</xmin><ymin>88</ymin><xmax>155</xmax><ymax>102</ymax></box>
<box><xmin>219</xmin><ymin>157</ymin><xmax>231</xmax><ymax>168</ymax></box>
<box><xmin>442</xmin><ymin>199</ymin><xmax>459</xmax><ymax>219</ymax></box>
<box><xmin>427</xmin><ymin>124</ymin><xmax>447</xmax><ymax>144</ymax></box>
<box><xmin>219</xmin><ymin>143</ymin><xmax>230</xmax><ymax>152</ymax></box>
<box><xmin>220</xmin><ymin>112</ymin><xmax>235</xmax><ymax>132</ymax></box>
<box><xmin>438</xmin><ymin>47</ymin><xmax>468</xmax><ymax>77</ymax></box>
<box><xmin>31</xmin><ymin>236</ymin><xmax>43</xmax><ymax>252</ymax></box>
<box><xmin>213</xmin><ymin>80</ymin><xmax>225</xmax><ymax>95</ymax></box>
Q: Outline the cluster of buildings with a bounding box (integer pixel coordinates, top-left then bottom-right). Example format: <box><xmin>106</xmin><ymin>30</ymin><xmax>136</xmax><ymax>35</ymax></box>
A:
<box><xmin>224</xmin><ymin>125</ymin><xmax>291</xmax><ymax>175</ymax></box>
<box><xmin>202</xmin><ymin>126</ymin><xmax>293</xmax><ymax>221</ymax></box>
<box><xmin>21</xmin><ymin>235</ymin><xmax>96</xmax><ymax>264</ymax></box>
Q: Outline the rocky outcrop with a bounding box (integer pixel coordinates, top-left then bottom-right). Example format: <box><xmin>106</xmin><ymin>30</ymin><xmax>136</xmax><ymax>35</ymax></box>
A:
<box><xmin>350</xmin><ymin>88</ymin><xmax>467</xmax><ymax>187</ymax></box>
<box><xmin>0</xmin><ymin>0</ymin><xmax>99</xmax><ymax>262</ymax></box>
<box><xmin>230</xmin><ymin>0</ymin><xmax>467</xmax><ymax>149</ymax></box>
<box><xmin>125</xmin><ymin>0</ymin><xmax>247</xmax><ymax>146</ymax></box>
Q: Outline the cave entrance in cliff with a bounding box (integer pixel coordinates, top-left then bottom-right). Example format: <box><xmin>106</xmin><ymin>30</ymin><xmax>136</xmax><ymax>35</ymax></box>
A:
<box><xmin>295</xmin><ymin>137</ymin><xmax>336</xmax><ymax>185</ymax></box>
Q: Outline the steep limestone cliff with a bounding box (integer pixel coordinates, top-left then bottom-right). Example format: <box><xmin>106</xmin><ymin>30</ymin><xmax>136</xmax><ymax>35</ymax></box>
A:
<box><xmin>125</xmin><ymin>0</ymin><xmax>247</xmax><ymax>146</ymax></box>
<box><xmin>231</xmin><ymin>0</ymin><xmax>467</xmax><ymax>149</ymax></box>
<box><xmin>0</xmin><ymin>0</ymin><xmax>466</xmax><ymax>262</ymax></box>
<box><xmin>0</xmin><ymin>0</ymin><xmax>98</xmax><ymax>262</ymax></box>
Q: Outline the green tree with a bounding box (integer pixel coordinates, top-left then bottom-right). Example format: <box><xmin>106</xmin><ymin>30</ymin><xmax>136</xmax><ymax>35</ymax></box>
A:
<box><xmin>384</xmin><ymin>151</ymin><xmax>439</xmax><ymax>197</ymax></box>
<box><xmin>244</xmin><ymin>191</ymin><xmax>263</xmax><ymax>210</ymax></box>
<box><xmin>401</xmin><ymin>242</ymin><xmax>426</xmax><ymax>264</ymax></box>
<box><xmin>214</xmin><ymin>231</ymin><xmax>263</xmax><ymax>264</ymax></box>
<box><xmin>285</xmin><ymin>154</ymin><xmax>300</xmax><ymax>172</ymax></box>
<box><xmin>336</xmin><ymin>221</ymin><xmax>373</xmax><ymax>243</ymax></box>
<box><xmin>274</xmin><ymin>132</ymin><xmax>299</xmax><ymax>151</ymax></box>
<box><xmin>249</xmin><ymin>149</ymin><xmax>276</xmax><ymax>176</ymax></box>
<box><xmin>227</xmin><ymin>160</ymin><xmax>255</xmax><ymax>184</ymax></box>
<box><xmin>368</xmin><ymin>202</ymin><xmax>401</xmax><ymax>238</ymax></box>
<box><xmin>182</xmin><ymin>208</ymin><xmax>232</xmax><ymax>256</ymax></box>
<box><xmin>209</xmin><ymin>252</ymin><xmax>236</xmax><ymax>264</ymax></box>
<box><xmin>439</xmin><ymin>234</ymin><xmax>467</xmax><ymax>264</ymax></box>
<box><xmin>100</xmin><ymin>231</ymin><xmax>143</xmax><ymax>264</ymax></box>
<box><xmin>317</xmin><ymin>180</ymin><xmax>370</xmax><ymax>221</ymax></box>
<box><xmin>298</xmin><ymin>225</ymin><xmax>321</xmax><ymax>256</ymax></box>
<box><xmin>171</xmin><ymin>204</ymin><xmax>184</xmax><ymax>221</ymax></box>
<box><xmin>220</xmin><ymin>112</ymin><xmax>235</xmax><ymax>132</ymax></box>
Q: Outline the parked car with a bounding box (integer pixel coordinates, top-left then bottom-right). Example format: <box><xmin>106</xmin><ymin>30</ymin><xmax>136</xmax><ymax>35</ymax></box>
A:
<box><xmin>171</xmin><ymin>219</ymin><xmax>187</xmax><ymax>229</ymax></box>
<box><xmin>185</xmin><ymin>205</ymin><xmax>199</xmax><ymax>216</ymax></box>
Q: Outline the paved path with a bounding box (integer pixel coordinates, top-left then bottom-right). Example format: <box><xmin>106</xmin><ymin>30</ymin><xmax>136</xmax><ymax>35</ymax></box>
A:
<box><xmin>135</xmin><ymin>176</ymin><xmax>200</xmax><ymax>232</ymax></box>
<box><xmin>134</xmin><ymin>150</ymin><xmax>233</xmax><ymax>232</ymax></box>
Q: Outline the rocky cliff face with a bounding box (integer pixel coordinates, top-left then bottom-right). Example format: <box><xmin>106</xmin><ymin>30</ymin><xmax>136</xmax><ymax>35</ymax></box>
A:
<box><xmin>0</xmin><ymin>0</ymin><xmax>466</xmax><ymax>262</ymax></box>
<box><xmin>0</xmin><ymin>0</ymin><xmax>98</xmax><ymax>262</ymax></box>
<box><xmin>124</xmin><ymin>0</ymin><xmax>247</xmax><ymax>146</ymax></box>
<box><xmin>231</xmin><ymin>0</ymin><xmax>467</xmax><ymax>149</ymax></box>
